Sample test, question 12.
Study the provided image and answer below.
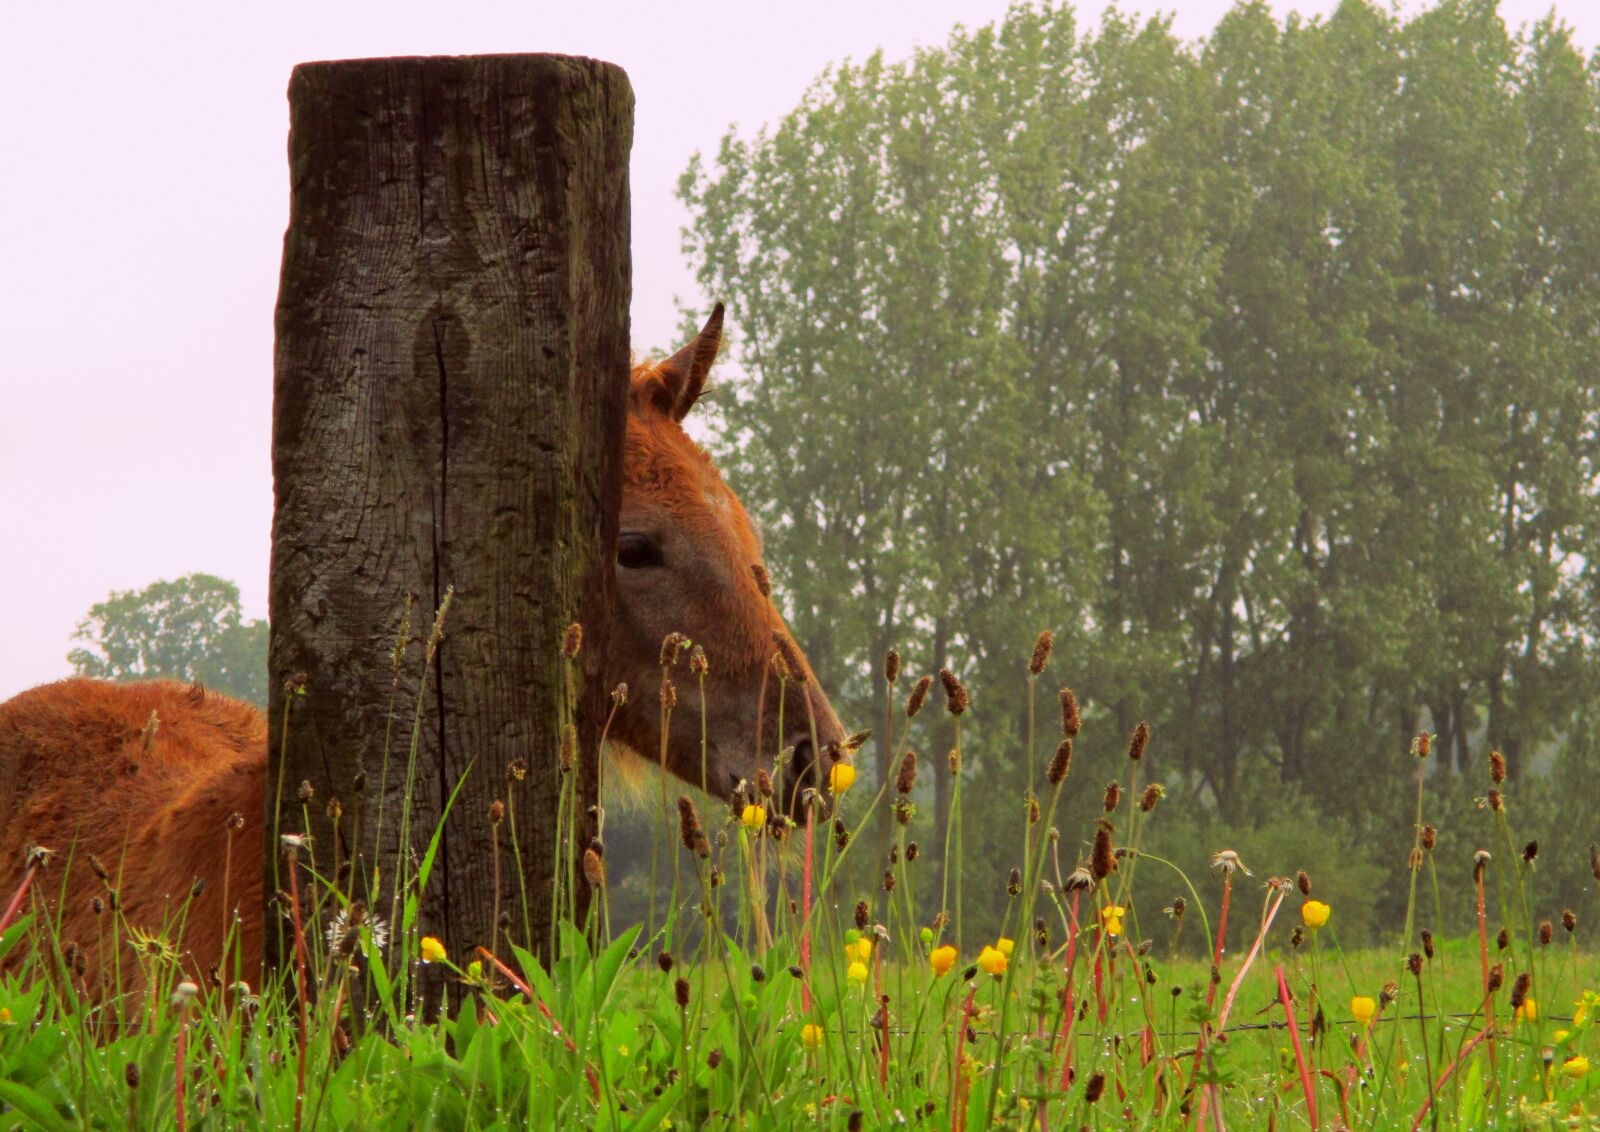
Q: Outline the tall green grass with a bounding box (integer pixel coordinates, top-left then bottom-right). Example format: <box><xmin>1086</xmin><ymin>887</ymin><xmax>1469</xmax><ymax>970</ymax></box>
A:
<box><xmin>2</xmin><ymin>620</ymin><xmax>1597</xmax><ymax>1129</ymax></box>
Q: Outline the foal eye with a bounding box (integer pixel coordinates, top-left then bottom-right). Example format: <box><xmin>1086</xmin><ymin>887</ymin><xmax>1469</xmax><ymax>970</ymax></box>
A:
<box><xmin>617</xmin><ymin>533</ymin><xmax>665</xmax><ymax>569</ymax></box>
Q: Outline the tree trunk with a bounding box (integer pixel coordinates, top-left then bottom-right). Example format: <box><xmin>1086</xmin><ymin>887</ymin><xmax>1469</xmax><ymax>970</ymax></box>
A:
<box><xmin>268</xmin><ymin>54</ymin><xmax>633</xmax><ymax>975</ymax></box>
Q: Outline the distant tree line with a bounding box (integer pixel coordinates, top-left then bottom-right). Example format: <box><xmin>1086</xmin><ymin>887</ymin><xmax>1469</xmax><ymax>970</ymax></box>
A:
<box><xmin>680</xmin><ymin>0</ymin><xmax>1600</xmax><ymax>943</ymax></box>
<box><xmin>69</xmin><ymin>574</ymin><xmax>268</xmax><ymax>705</ymax></box>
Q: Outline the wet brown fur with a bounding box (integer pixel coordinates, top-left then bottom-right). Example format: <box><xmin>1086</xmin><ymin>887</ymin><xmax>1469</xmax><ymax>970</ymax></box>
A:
<box><xmin>0</xmin><ymin>307</ymin><xmax>845</xmax><ymax>1001</ymax></box>
<box><xmin>0</xmin><ymin>678</ymin><xmax>265</xmax><ymax>996</ymax></box>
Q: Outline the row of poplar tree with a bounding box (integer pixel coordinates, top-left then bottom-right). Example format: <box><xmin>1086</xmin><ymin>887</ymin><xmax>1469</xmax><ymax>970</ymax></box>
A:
<box><xmin>677</xmin><ymin>0</ymin><xmax>1600</xmax><ymax>942</ymax></box>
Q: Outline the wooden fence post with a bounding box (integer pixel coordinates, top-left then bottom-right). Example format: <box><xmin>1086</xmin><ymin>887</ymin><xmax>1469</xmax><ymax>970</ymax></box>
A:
<box><xmin>268</xmin><ymin>54</ymin><xmax>632</xmax><ymax>974</ymax></box>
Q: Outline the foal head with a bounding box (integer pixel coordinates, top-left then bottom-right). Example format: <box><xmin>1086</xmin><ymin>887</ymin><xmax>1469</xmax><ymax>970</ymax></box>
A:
<box><xmin>604</xmin><ymin>305</ymin><xmax>847</xmax><ymax>815</ymax></box>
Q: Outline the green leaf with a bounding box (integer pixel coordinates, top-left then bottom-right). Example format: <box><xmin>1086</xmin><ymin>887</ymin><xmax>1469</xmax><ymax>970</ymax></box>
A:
<box><xmin>0</xmin><ymin>1080</ymin><xmax>75</xmax><ymax>1132</ymax></box>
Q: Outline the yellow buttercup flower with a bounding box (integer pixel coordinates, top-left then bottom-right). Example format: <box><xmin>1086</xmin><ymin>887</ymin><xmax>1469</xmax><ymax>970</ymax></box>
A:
<box><xmin>829</xmin><ymin>763</ymin><xmax>857</xmax><ymax>794</ymax></box>
<box><xmin>1563</xmin><ymin>1055</ymin><xmax>1590</xmax><ymax>1078</ymax></box>
<box><xmin>801</xmin><ymin>1023</ymin><xmax>824</xmax><ymax>1050</ymax></box>
<box><xmin>1100</xmin><ymin>905</ymin><xmax>1126</xmax><ymax>937</ymax></box>
<box><xmin>420</xmin><ymin>936</ymin><xmax>448</xmax><ymax>963</ymax></box>
<box><xmin>847</xmin><ymin>960</ymin><xmax>870</xmax><ymax>987</ymax></box>
<box><xmin>1350</xmin><ymin>996</ymin><xmax>1376</xmax><ymax>1025</ymax></box>
<box><xmin>1301</xmin><ymin>900</ymin><xmax>1331</xmax><ymax>929</ymax></box>
<box><xmin>996</xmin><ymin>937</ymin><xmax>1015</xmax><ymax>957</ymax></box>
<box><xmin>740</xmin><ymin>804</ymin><xmax>767</xmax><ymax>831</ymax></box>
<box><xmin>977</xmin><ymin>945</ymin><xmax>1008</xmax><ymax>977</ymax></box>
<box><xmin>1517</xmin><ymin>997</ymin><xmax>1539</xmax><ymax>1023</ymax></box>
<box><xmin>1555</xmin><ymin>1029</ymin><xmax>1571</xmax><ymax>1043</ymax></box>
<box><xmin>930</xmin><ymin>945</ymin><xmax>958</xmax><ymax>977</ymax></box>
<box><xmin>845</xmin><ymin>937</ymin><xmax>872</xmax><ymax>964</ymax></box>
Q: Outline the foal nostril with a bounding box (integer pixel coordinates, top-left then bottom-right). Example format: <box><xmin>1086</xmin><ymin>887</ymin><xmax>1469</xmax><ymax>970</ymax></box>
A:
<box><xmin>783</xmin><ymin>738</ymin><xmax>817</xmax><ymax>816</ymax></box>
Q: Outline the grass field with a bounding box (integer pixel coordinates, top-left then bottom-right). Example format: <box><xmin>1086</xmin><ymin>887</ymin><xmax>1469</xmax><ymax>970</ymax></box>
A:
<box><xmin>2</xmin><ymin>634</ymin><xmax>1597</xmax><ymax>1130</ymax></box>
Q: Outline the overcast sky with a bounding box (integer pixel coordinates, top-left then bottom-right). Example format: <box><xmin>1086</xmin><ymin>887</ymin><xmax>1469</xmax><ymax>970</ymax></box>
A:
<box><xmin>1</xmin><ymin>0</ymin><xmax>1593</xmax><ymax>698</ymax></box>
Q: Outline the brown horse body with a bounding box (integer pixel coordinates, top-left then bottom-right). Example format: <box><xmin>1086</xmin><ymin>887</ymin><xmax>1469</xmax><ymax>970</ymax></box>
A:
<box><xmin>0</xmin><ymin>678</ymin><xmax>266</xmax><ymax>993</ymax></box>
<box><xmin>0</xmin><ymin>308</ymin><xmax>844</xmax><ymax>997</ymax></box>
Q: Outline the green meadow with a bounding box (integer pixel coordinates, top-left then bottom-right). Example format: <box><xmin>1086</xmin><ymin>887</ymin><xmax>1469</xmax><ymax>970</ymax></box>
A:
<box><xmin>4</xmin><ymin>630</ymin><xmax>1598</xmax><ymax>1131</ymax></box>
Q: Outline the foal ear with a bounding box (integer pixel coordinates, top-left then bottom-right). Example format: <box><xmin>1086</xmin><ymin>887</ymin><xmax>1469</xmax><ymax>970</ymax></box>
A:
<box><xmin>657</xmin><ymin>303</ymin><xmax>724</xmax><ymax>421</ymax></box>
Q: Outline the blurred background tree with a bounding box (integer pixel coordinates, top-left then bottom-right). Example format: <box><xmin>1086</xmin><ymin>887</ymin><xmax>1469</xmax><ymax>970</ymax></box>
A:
<box><xmin>68</xmin><ymin>574</ymin><xmax>268</xmax><ymax>705</ymax></box>
<box><xmin>679</xmin><ymin>0</ymin><xmax>1600</xmax><ymax>947</ymax></box>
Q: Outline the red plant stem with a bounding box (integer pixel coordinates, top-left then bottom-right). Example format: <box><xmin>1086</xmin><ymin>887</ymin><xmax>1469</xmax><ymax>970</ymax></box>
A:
<box><xmin>175</xmin><ymin>1015</ymin><xmax>189</xmax><ymax>1132</ymax></box>
<box><xmin>1215</xmin><ymin>890</ymin><xmax>1286</xmax><ymax>1031</ymax></box>
<box><xmin>476</xmin><ymin>946</ymin><xmax>535</xmax><ymax>1000</ymax></box>
<box><xmin>1185</xmin><ymin>872</ymin><xmax>1236</xmax><ymax>1124</ymax></box>
<box><xmin>326</xmin><ymin>978</ymin><xmax>348</xmax><ymax>1086</ymax></box>
<box><xmin>1317</xmin><ymin>1068</ymin><xmax>1351</xmax><ymax>1129</ymax></box>
<box><xmin>0</xmin><ymin>863</ymin><xmax>37</xmax><ymax>936</ymax></box>
<box><xmin>1474</xmin><ymin>870</ymin><xmax>1498</xmax><ymax>1076</ymax></box>
<box><xmin>286</xmin><ymin>850</ymin><xmax>311</xmax><ymax>1132</ymax></box>
<box><xmin>1208</xmin><ymin>874</ymin><xmax>1233</xmax><ymax>1010</ymax></box>
<box><xmin>873</xmin><ymin>947</ymin><xmax>890</xmax><ymax>1090</ymax></box>
<box><xmin>1410</xmin><ymin>1022</ymin><xmax>1493</xmax><ymax>1132</ymax></box>
<box><xmin>1276</xmin><ymin>966</ymin><xmax>1318</xmax><ymax>1130</ymax></box>
<box><xmin>952</xmin><ymin>987</ymin><xmax>979</xmax><ymax>1132</ymax></box>
<box><xmin>801</xmin><ymin>809</ymin><xmax>815</xmax><ymax>1013</ymax></box>
<box><xmin>1094</xmin><ymin>942</ymin><xmax>1107</xmax><ymax>1023</ymax></box>
<box><xmin>1196</xmin><ymin>891</ymin><xmax>1290</xmax><ymax>1132</ymax></box>
<box><xmin>1055</xmin><ymin>892</ymin><xmax>1084</xmax><ymax>1093</ymax></box>
<box><xmin>474</xmin><ymin>946</ymin><xmax>600</xmax><ymax>1102</ymax></box>
<box><xmin>877</xmin><ymin>998</ymin><xmax>891</xmax><ymax>1090</ymax></box>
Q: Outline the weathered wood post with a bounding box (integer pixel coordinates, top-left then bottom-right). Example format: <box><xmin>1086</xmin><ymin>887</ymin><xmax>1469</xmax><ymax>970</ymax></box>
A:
<box><xmin>268</xmin><ymin>55</ymin><xmax>632</xmax><ymax>973</ymax></box>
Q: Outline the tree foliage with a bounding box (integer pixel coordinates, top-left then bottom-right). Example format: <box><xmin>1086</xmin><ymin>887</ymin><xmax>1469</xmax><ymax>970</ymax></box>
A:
<box><xmin>680</xmin><ymin>0</ymin><xmax>1600</xmax><ymax>937</ymax></box>
<box><xmin>68</xmin><ymin>574</ymin><xmax>268</xmax><ymax>705</ymax></box>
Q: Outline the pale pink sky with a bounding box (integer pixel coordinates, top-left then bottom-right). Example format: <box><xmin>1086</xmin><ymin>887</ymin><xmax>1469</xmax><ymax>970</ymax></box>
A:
<box><xmin>1</xmin><ymin>0</ymin><xmax>1592</xmax><ymax>698</ymax></box>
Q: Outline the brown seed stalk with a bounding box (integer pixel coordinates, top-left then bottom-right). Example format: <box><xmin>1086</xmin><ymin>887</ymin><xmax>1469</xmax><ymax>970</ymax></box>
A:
<box><xmin>1047</xmin><ymin>739</ymin><xmax>1073</xmax><ymax>785</ymax></box>
<box><xmin>1510</xmin><ymin>971</ymin><xmax>1530</xmax><ymax>1010</ymax></box>
<box><xmin>1059</xmin><ymin>687</ymin><xmax>1081</xmax><ymax>738</ymax></box>
<box><xmin>677</xmin><ymin>797</ymin><xmax>703</xmax><ymax>852</ymax></box>
<box><xmin>1092</xmin><ymin>821</ymin><xmax>1117</xmax><ymax>881</ymax></box>
<box><xmin>896</xmin><ymin>750</ymin><xmax>918</xmax><ymax>795</ymax></box>
<box><xmin>1028</xmin><ymin>631</ymin><xmax>1054</xmax><ymax>676</ymax></box>
<box><xmin>938</xmin><ymin>669</ymin><xmax>968</xmax><ymax>715</ymax></box>
<box><xmin>906</xmin><ymin>676</ymin><xmax>933</xmax><ymax>718</ymax></box>
<box><xmin>583</xmin><ymin>848</ymin><xmax>606</xmax><ymax>888</ymax></box>
<box><xmin>773</xmin><ymin>632</ymin><xmax>808</xmax><ymax>685</ymax></box>
<box><xmin>1128</xmin><ymin>721</ymin><xmax>1149</xmax><ymax>762</ymax></box>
